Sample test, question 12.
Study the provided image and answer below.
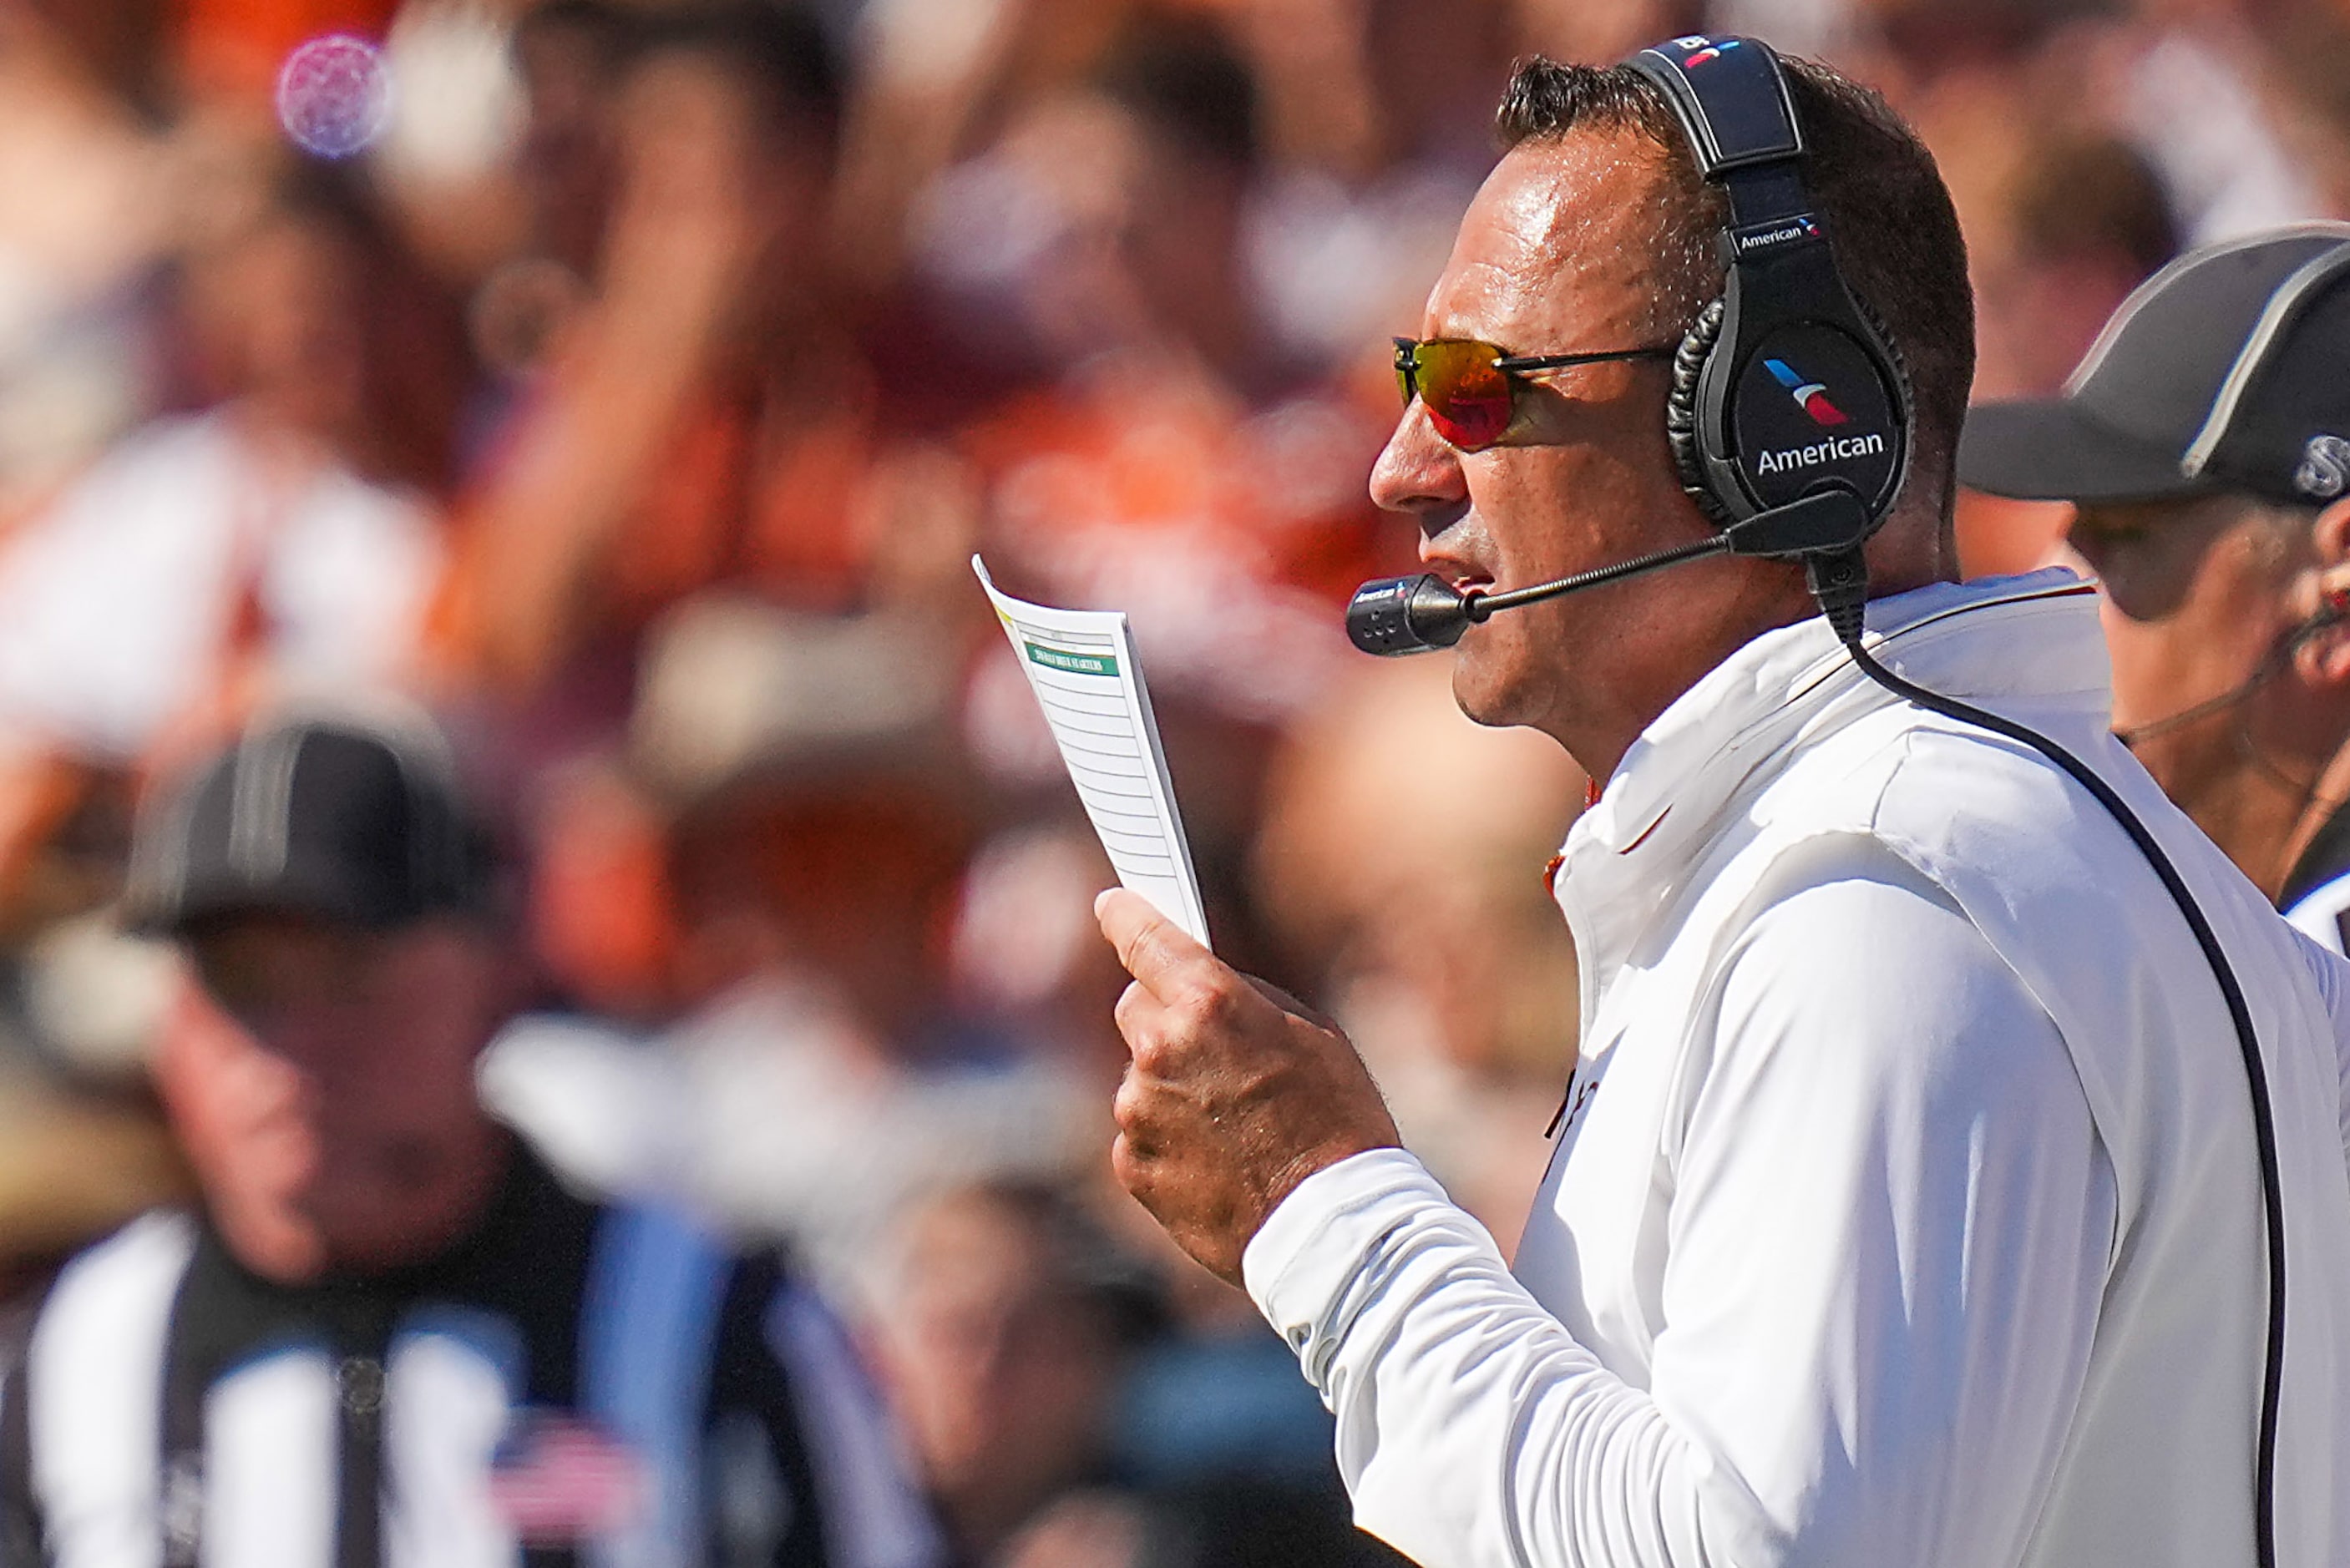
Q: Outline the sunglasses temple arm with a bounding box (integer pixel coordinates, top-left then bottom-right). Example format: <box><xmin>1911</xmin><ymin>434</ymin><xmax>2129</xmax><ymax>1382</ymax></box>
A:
<box><xmin>1493</xmin><ymin>346</ymin><xmax>1678</xmax><ymax>372</ymax></box>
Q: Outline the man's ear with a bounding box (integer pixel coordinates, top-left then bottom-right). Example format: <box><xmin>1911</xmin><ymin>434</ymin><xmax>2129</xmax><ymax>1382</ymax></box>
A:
<box><xmin>2298</xmin><ymin>498</ymin><xmax>2350</xmax><ymax>685</ymax></box>
<box><xmin>2315</xmin><ymin>497</ymin><xmax>2350</xmax><ymax>570</ymax></box>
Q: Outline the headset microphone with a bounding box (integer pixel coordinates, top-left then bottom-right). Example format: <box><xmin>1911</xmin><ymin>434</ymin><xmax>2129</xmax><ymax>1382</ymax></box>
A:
<box><xmin>1347</xmin><ymin>488</ymin><xmax>1872</xmax><ymax>656</ymax></box>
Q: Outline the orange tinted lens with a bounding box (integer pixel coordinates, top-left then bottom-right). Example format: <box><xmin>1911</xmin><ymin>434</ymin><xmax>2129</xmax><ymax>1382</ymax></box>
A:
<box><xmin>1415</xmin><ymin>340</ymin><xmax>1514</xmax><ymax>451</ymax></box>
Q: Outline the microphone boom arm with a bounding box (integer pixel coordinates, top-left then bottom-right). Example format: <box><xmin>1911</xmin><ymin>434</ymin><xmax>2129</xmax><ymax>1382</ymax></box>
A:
<box><xmin>1347</xmin><ymin>488</ymin><xmax>1874</xmax><ymax>656</ymax></box>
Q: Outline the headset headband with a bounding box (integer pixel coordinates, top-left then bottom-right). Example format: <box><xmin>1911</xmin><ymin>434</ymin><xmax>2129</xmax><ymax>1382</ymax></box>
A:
<box><xmin>1633</xmin><ymin>38</ymin><xmax>1799</xmax><ymax>171</ymax></box>
<box><xmin>1628</xmin><ymin>35</ymin><xmax>1911</xmax><ymax>543</ymax></box>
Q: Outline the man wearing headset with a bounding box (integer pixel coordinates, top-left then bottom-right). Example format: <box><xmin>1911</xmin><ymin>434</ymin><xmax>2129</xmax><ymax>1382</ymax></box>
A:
<box><xmin>1091</xmin><ymin>42</ymin><xmax>2350</xmax><ymax>1568</ymax></box>
<box><xmin>1959</xmin><ymin>226</ymin><xmax>2350</xmax><ymax>951</ymax></box>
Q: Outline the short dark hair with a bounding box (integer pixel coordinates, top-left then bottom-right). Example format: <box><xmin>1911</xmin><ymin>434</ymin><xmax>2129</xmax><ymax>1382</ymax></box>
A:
<box><xmin>1496</xmin><ymin>55</ymin><xmax>1974</xmax><ymax>510</ymax></box>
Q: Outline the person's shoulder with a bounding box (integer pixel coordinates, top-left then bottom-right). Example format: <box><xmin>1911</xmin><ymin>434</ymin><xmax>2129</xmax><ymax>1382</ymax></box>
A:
<box><xmin>1850</xmin><ymin>709</ymin><xmax>2202</xmax><ymax>923</ymax></box>
<box><xmin>5</xmin><ymin>1210</ymin><xmax>196</xmax><ymax>1376</ymax></box>
<box><xmin>479</xmin><ymin>1012</ymin><xmax>690</xmax><ymax>1206</ymax></box>
<box><xmin>39</xmin><ymin>1211</ymin><xmax>197</xmax><ymax>1308</ymax></box>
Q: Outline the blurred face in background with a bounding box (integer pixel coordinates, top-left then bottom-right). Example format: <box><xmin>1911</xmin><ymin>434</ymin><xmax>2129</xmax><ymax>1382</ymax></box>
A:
<box><xmin>2064</xmin><ymin>493</ymin><xmax>2350</xmax><ymax>891</ymax></box>
<box><xmin>666</xmin><ymin>774</ymin><xmax>978</xmax><ymax>1044</ymax></box>
<box><xmin>605</xmin><ymin>40</ymin><xmax>835</xmax><ymax>352</ymax></box>
<box><xmin>513</xmin><ymin>3</ymin><xmax>631</xmax><ymax>277</ymax></box>
<box><xmin>182</xmin><ymin>205</ymin><xmax>370</xmax><ymax>450</ymax></box>
<box><xmin>870</xmin><ymin>1189</ymin><xmax>1127</xmax><ymax>1560</ymax></box>
<box><xmin>158</xmin><ymin>913</ymin><xmax>516</xmax><ymax>1283</ymax></box>
<box><xmin>1115</xmin><ymin>117</ymin><xmax>1250</xmax><ymax>364</ymax></box>
<box><xmin>2066</xmin><ymin>495</ymin><xmax>2311</xmax><ymax>741</ymax></box>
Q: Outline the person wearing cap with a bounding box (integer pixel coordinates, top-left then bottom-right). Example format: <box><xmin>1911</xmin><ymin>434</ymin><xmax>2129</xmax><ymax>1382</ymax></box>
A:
<box><xmin>0</xmin><ymin>711</ymin><xmax>943</xmax><ymax>1567</ymax></box>
<box><xmin>1961</xmin><ymin>225</ymin><xmax>2350</xmax><ymax>940</ymax></box>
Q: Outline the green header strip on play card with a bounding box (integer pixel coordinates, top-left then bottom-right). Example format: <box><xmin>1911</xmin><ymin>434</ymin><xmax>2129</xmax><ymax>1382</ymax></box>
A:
<box><xmin>1026</xmin><ymin>642</ymin><xmax>1119</xmax><ymax>677</ymax></box>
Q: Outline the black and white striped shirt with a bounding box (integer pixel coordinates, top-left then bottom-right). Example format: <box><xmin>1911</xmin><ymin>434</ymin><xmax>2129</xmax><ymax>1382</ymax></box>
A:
<box><xmin>0</xmin><ymin>1150</ymin><xmax>939</xmax><ymax>1568</ymax></box>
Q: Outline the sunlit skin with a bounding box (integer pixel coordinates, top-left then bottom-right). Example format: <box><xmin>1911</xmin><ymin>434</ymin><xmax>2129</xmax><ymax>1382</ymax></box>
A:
<box><xmin>2066</xmin><ymin>494</ymin><xmax>2350</xmax><ymax>898</ymax></box>
<box><xmin>1093</xmin><ymin>129</ymin><xmax>1958</xmax><ymax>1283</ymax></box>
<box><xmin>154</xmin><ymin>913</ymin><xmax>518</xmax><ymax>1284</ymax></box>
<box><xmin>1370</xmin><ymin>132</ymin><xmax>1952</xmax><ymax>780</ymax></box>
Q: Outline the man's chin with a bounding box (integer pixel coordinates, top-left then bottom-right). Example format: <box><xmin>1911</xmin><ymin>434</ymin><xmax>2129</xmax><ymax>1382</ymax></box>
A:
<box><xmin>1449</xmin><ymin>648</ymin><xmax>1537</xmax><ymax>731</ymax></box>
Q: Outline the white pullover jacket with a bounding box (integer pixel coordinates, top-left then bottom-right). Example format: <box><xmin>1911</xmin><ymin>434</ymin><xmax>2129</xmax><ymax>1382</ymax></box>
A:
<box><xmin>1244</xmin><ymin>571</ymin><xmax>2350</xmax><ymax>1568</ymax></box>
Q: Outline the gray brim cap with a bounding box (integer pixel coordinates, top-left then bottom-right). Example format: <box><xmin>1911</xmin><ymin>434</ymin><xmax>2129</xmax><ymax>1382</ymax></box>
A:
<box><xmin>1961</xmin><ymin>224</ymin><xmax>2350</xmax><ymax>509</ymax></box>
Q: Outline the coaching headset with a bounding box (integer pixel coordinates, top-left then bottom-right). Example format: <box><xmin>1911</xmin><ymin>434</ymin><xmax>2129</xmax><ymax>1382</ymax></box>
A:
<box><xmin>1345</xmin><ymin>34</ymin><xmax>2290</xmax><ymax>1568</ymax></box>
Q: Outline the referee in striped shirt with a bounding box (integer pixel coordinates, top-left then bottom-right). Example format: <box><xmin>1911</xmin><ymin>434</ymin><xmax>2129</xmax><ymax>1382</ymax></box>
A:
<box><xmin>0</xmin><ymin>711</ymin><xmax>940</xmax><ymax>1568</ymax></box>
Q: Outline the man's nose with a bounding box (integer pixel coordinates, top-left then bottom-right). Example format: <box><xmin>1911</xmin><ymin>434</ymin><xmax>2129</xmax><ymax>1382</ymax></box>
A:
<box><xmin>1369</xmin><ymin>404</ymin><xmax>1468</xmax><ymax>531</ymax></box>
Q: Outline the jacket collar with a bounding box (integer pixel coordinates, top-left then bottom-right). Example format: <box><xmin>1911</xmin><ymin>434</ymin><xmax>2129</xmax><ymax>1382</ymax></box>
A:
<box><xmin>1557</xmin><ymin>569</ymin><xmax>2109</xmax><ymax>993</ymax></box>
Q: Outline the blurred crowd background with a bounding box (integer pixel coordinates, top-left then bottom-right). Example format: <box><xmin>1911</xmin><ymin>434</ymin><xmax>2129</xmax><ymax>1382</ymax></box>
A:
<box><xmin>2</xmin><ymin>0</ymin><xmax>2347</xmax><ymax>1560</ymax></box>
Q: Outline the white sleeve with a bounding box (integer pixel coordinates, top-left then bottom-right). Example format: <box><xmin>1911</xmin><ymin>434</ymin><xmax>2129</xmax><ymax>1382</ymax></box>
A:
<box><xmin>1244</xmin><ymin>863</ymin><xmax>2114</xmax><ymax>1568</ymax></box>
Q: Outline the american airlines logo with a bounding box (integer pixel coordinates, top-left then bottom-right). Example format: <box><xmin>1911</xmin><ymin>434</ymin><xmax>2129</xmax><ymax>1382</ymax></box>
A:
<box><xmin>1756</xmin><ymin>430</ymin><xmax>1887</xmax><ymax>476</ymax></box>
<box><xmin>1765</xmin><ymin>357</ymin><xmax>1849</xmax><ymax>425</ymax></box>
<box><xmin>1671</xmin><ymin>35</ymin><xmax>1742</xmax><ymax>67</ymax></box>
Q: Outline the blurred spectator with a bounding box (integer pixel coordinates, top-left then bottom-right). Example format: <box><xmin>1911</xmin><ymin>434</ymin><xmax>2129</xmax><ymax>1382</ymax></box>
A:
<box><xmin>0</xmin><ymin>3</ymin><xmax>172</xmax><ymax>524</ymax></box>
<box><xmin>864</xmin><ymin>1178</ymin><xmax>1404</xmax><ymax>1568</ymax></box>
<box><xmin>1960</xmin><ymin>226</ymin><xmax>2350</xmax><ymax>914</ymax></box>
<box><xmin>1239</xmin><ymin>0</ymin><xmax>1512</xmax><ymax>369</ymax></box>
<box><xmin>1961</xmin><ymin>132</ymin><xmax>2180</xmax><ymax>574</ymax></box>
<box><xmin>1250</xmin><ymin>655</ymin><xmax>1581</xmax><ymax>1244</ymax></box>
<box><xmin>437</xmin><ymin>3</ymin><xmax>865</xmax><ymax>712</ymax></box>
<box><xmin>0</xmin><ymin>709</ymin><xmax>940</xmax><ymax>1565</ymax></box>
<box><xmin>928</xmin><ymin>18</ymin><xmax>1407</xmax><ymax>974</ymax></box>
<box><xmin>499</xmin><ymin>0</ymin><xmax>632</xmax><ymax>281</ymax></box>
<box><xmin>0</xmin><ymin>154</ymin><xmax>458</xmax><ymax>984</ymax></box>
<box><xmin>482</xmin><ymin>597</ymin><xmax>1094</xmax><ymax>1289</ymax></box>
<box><xmin>1977</xmin><ymin>134</ymin><xmax>2178</xmax><ymax>402</ymax></box>
<box><xmin>2265</xmin><ymin>6</ymin><xmax>2350</xmax><ymax>220</ymax></box>
<box><xmin>2092</xmin><ymin>0</ymin><xmax>2328</xmax><ymax>246</ymax></box>
<box><xmin>434</xmin><ymin>4</ymin><xmax>1016</xmax><ymax>1005</ymax></box>
<box><xmin>866</xmin><ymin>1181</ymin><xmax>1160</xmax><ymax>1564</ymax></box>
<box><xmin>928</xmin><ymin>15</ymin><xmax>1402</xmax><ymax>615</ymax></box>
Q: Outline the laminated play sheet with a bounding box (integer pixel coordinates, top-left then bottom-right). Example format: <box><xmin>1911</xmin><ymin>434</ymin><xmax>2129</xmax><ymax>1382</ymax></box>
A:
<box><xmin>973</xmin><ymin>557</ymin><xmax>1210</xmax><ymax>947</ymax></box>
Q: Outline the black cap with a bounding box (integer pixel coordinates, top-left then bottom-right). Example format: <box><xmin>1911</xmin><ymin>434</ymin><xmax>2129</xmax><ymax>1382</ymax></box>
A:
<box><xmin>1960</xmin><ymin>225</ymin><xmax>2350</xmax><ymax>508</ymax></box>
<box><xmin>124</xmin><ymin>713</ymin><xmax>491</xmax><ymax>936</ymax></box>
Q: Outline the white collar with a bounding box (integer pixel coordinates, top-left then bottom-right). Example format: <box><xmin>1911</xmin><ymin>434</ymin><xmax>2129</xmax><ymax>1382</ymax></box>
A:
<box><xmin>1555</xmin><ymin>568</ymin><xmax>2110</xmax><ymax>984</ymax></box>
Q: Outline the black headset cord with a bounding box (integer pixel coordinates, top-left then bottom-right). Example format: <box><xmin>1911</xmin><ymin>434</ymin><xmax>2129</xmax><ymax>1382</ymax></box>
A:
<box><xmin>1811</xmin><ymin>554</ymin><xmax>2286</xmax><ymax>1568</ymax></box>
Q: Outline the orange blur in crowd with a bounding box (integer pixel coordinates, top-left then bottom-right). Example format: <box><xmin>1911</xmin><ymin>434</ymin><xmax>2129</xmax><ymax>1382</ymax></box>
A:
<box><xmin>3</xmin><ymin>0</ymin><xmax>2349</xmax><ymax>1560</ymax></box>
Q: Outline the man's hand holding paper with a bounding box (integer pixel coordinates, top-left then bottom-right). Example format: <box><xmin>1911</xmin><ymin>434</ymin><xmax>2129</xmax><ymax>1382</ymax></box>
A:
<box><xmin>1094</xmin><ymin>888</ymin><xmax>1399</xmax><ymax>1285</ymax></box>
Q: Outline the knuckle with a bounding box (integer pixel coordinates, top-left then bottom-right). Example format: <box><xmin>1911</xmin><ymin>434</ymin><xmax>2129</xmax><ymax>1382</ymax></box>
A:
<box><xmin>1127</xmin><ymin>1026</ymin><xmax>1173</xmax><ymax>1076</ymax></box>
<box><xmin>1111</xmin><ymin>1132</ymin><xmax>1147</xmax><ymax>1192</ymax></box>
<box><xmin>1172</xmin><ymin>973</ymin><xmax>1240</xmax><ymax>1031</ymax></box>
<box><xmin>1112</xmin><ymin>981</ymin><xmax>1148</xmax><ymax>1035</ymax></box>
<box><xmin>1112</xmin><ymin>1072</ymin><xmax>1147</xmax><ymax>1130</ymax></box>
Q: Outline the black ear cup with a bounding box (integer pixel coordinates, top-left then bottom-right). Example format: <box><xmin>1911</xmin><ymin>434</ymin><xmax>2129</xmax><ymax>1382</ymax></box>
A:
<box><xmin>1853</xmin><ymin>290</ymin><xmax>1913</xmax><ymax>514</ymax></box>
<box><xmin>1666</xmin><ymin>297</ymin><xmax>1736</xmax><ymax>528</ymax></box>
